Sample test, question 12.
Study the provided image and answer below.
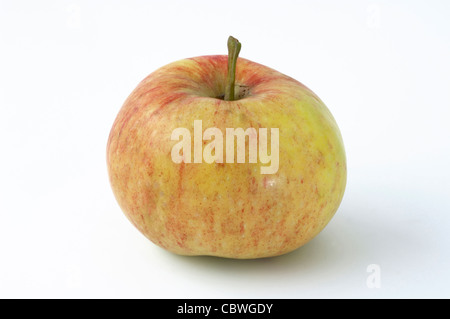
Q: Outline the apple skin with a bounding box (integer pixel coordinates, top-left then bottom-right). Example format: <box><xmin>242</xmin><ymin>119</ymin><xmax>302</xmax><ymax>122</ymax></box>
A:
<box><xmin>107</xmin><ymin>55</ymin><xmax>346</xmax><ymax>259</ymax></box>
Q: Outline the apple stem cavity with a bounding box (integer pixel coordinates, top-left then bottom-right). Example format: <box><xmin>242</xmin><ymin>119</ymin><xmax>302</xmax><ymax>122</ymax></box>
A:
<box><xmin>224</xmin><ymin>36</ymin><xmax>241</xmax><ymax>101</ymax></box>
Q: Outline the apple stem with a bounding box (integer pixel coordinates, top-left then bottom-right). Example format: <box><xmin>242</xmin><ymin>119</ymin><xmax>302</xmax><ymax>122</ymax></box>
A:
<box><xmin>224</xmin><ymin>36</ymin><xmax>241</xmax><ymax>101</ymax></box>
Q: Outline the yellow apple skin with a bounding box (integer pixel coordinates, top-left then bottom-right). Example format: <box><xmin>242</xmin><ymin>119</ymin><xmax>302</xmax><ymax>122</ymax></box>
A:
<box><xmin>107</xmin><ymin>55</ymin><xmax>346</xmax><ymax>259</ymax></box>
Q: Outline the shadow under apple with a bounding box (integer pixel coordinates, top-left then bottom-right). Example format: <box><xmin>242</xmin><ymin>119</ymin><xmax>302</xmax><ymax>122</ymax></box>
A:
<box><xmin>157</xmin><ymin>208</ymin><xmax>368</xmax><ymax>295</ymax></box>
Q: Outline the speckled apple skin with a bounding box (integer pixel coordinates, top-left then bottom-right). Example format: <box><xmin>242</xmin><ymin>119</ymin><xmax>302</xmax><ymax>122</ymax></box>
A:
<box><xmin>107</xmin><ymin>55</ymin><xmax>346</xmax><ymax>259</ymax></box>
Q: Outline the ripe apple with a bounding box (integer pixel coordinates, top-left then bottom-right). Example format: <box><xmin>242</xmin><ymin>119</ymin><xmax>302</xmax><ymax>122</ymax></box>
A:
<box><xmin>107</xmin><ymin>37</ymin><xmax>347</xmax><ymax>259</ymax></box>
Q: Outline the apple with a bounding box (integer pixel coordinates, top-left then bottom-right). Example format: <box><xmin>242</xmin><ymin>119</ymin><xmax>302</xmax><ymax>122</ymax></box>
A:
<box><xmin>107</xmin><ymin>36</ymin><xmax>347</xmax><ymax>259</ymax></box>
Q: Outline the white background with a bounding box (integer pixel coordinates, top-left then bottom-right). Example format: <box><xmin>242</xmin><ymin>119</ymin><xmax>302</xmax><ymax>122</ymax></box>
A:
<box><xmin>1</xmin><ymin>0</ymin><xmax>449</xmax><ymax>299</ymax></box>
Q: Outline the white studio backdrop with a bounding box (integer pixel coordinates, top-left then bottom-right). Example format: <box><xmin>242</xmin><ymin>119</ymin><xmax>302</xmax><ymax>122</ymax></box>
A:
<box><xmin>0</xmin><ymin>0</ymin><xmax>449</xmax><ymax>298</ymax></box>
